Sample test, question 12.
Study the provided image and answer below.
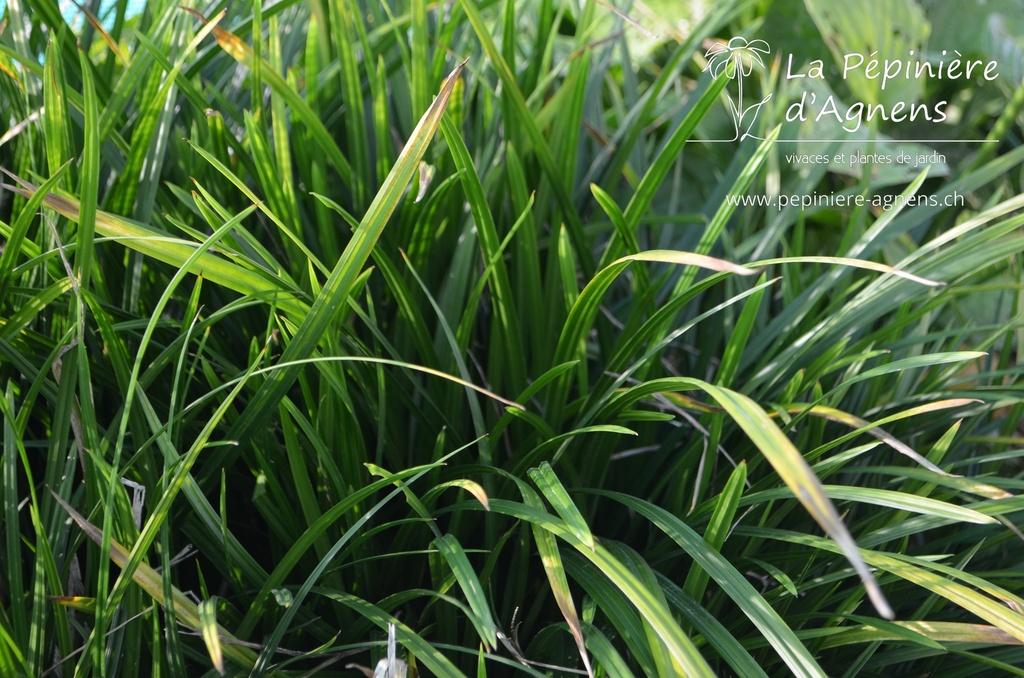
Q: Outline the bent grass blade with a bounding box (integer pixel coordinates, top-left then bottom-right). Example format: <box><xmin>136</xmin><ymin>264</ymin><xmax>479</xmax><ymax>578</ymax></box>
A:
<box><xmin>50</xmin><ymin>492</ymin><xmax>258</xmax><ymax>672</ymax></box>
<box><xmin>225</xmin><ymin>60</ymin><xmax>467</xmax><ymax>448</ymax></box>
<box><xmin>1</xmin><ymin>172</ymin><xmax>310</xmax><ymax>319</ymax></box>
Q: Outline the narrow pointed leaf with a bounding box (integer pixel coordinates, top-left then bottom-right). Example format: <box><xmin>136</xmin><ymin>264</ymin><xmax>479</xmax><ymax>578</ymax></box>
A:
<box><xmin>433</xmin><ymin>534</ymin><xmax>498</xmax><ymax>650</ymax></box>
<box><xmin>50</xmin><ymin>492</ymin><xmax>257</xmax><ymax>671</ymax></box>
<box><xmin>225</xmin><ymin>61</ymin><xmax>466</xmax><ymax>446</ymax></box>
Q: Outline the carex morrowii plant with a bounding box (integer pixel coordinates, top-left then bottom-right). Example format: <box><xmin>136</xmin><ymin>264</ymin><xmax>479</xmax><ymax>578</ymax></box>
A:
<box><xmin>1</xmin><ymin>0</ymin><xmax>1023</xmax><ymax>675</ymax></box>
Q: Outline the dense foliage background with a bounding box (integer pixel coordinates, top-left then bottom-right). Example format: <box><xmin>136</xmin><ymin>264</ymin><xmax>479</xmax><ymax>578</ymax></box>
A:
<box><xmin>2</xmin><ymin>0</ymin><xmax>1024</xmax><ymax>675</ymax></box>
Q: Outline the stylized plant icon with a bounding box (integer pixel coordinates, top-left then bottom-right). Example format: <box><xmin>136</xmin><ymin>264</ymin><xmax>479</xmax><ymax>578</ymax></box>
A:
<box><xmin>704</xmin><ymin>37</ymin><xmax>773</xmax><ymax>140</ymax></box>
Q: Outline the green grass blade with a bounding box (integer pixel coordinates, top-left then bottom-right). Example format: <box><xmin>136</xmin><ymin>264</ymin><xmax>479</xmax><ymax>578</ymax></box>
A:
<box><xmin>682</xmin><ymin>461</ymin><xmax>746</xmax><ymax>604</ymax></box>
<box><xmin>741</xmin><ymin>485</ymin><xmax>998</xmax><ymax>525</ymax></box>
<box><xmin>439</xmin><ymin>112</ymin><xmax>526</xmax><ymax>391</ymax></box>
<box><xmin>74</xmin><ymin>44</ymin><xmax>98</xmax><ymax>294</ymax></box>
<box><xmin>318</xmin><ymin>592</ymin><xmax>468</xmax><ymax>677</ymax></box>
<box><xmin>456</xmin><ymin>0</ymin><xmax>589</xmax><ymax>271</ymax></box>
<box><xmin>548</xmin><ymin>251</ymin><xmax>758</xmax><ymax>416</ymax></box>
<box><xmin>514</xmin><ymin>476</ymin><xmax>593</xmax><ymax>677</ymax></box>
<box><xmin>5</xmin><ymin>176</ymin><xmax>311</xmax><ymax>318</ymax></box>
<box><xmin>198</xmin><ymin>598</ymin><xmax>225</xmax><ymax>676</ymax></box>
<box><xmin>671</xmin><ymin>125</ymin><xmax>780</xmax><ymax>296</ymax></box>
<box><xmin>592</xmin><ymin>491</ymin><xmax>827</xmax><ymax>678</ymax></box>
<box><xmin>433</xmin><ymin>534</ymin><xmax>499</xmax><ymax>649</ymax></box>
<box><xmin>641</xmin><ymin>378</ymin><xmax>895</xmax><ymax>619</ymax></box>
<box><xmin>484</xmin><ymin>499</ymin><xmax>716</xmax><ymax>677</ymax></box>
<box><xmin>186</xmin><ymin>8</ymin><xmax>354</xmax><ymax>185</ymax></box>
<box><xmin>50</xmin><ymin>493</ymin><xmax>258</xmax><ymax>672</ymax></box>
<box><xmin>0</xmin><ymin>162</ymin><xmax>71</xmax><ymax>301</ymax></box>
<box><xmin>751</xmin><ymin>528</ymin><xmax>1024</xmax><ymax>642</ymax></box>
<box><xmin>752</xmin><ymin>256</ymin><xmax>943</xmax><ymax>287</ymax></box>
<box><xmin>603</xmin><ymin>74</ymin><xmax>730</xmax><ymax>267</ymax></box>
<box><xmin>657</xmin><ymin>572</ymin><xmax>769</xmax><ymax>678</ymax></box>
<box><xmin>528</xmin><ymin>462</ymin><xmax>594</xmax><ymax>551</ymax></box>
<box><xmin>225</xmin><ymin>61</ymin><xmax>466</xmax><ymax>448</ymax></box>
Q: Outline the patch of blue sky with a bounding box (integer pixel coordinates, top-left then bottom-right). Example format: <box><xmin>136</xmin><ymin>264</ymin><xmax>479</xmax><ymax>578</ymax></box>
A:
<box><xmin>0</xmin><ymin>0</ymin><xmax>145</xmax><ymax>29</ymax></box>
